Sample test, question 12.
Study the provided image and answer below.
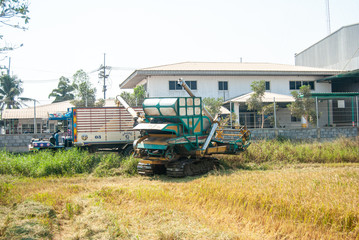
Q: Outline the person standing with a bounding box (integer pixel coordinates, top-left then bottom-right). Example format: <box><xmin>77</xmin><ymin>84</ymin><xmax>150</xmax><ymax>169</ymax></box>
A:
<box><xmin>54</xmin><ymin>130</ymin><xmax>61</xmax><ymax>146</ymax></box>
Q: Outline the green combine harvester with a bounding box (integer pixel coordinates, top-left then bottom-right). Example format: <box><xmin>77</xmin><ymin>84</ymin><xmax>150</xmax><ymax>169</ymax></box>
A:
<box><xmin>134</xmin><ymin>78</ymin><xmax>251</xmax><ymax>177</ymax></box>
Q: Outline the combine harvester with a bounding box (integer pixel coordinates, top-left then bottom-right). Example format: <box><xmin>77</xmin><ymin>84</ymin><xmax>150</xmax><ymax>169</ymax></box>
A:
<box><xmin>134</xmin><ymin>78</ymin><xmax>251</xmax><ymax>177</ymax></box>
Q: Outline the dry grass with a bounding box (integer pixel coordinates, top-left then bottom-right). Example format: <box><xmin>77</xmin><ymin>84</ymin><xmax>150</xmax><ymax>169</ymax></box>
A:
<box><xmin>0</xmin><ymin>163</ymin><xmax>358</xmax><ymax>239</ymax></box>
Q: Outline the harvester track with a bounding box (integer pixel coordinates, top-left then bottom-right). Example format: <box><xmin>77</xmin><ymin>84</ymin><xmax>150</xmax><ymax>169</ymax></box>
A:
<box><xmin>166</xmin><ymin>157</ymin><xmax>219</xmax><ymax>177</ymax></box>
<box><xmin>137</xmin><ymin>158</ymin><xmax>219</xmax><ymax>177</ymax></box>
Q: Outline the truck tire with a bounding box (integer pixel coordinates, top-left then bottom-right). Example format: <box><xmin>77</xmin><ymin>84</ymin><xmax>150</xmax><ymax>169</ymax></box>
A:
<box><xmin>88</xmin><ymin>146</ymin><xmax>97</xmax><ymax>153</ymax></box>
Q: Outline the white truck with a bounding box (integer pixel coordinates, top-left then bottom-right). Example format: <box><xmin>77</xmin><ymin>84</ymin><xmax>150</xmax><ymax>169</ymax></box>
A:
<box><xmin>30</xmin><ymin>96</ymin><xmax>141</xmax><ymax>155</ymax></box>
<box><xmin>73</xmin><ymin>107</ymin><xmax>142</xmax><ymax>154</ymax></box>
<box><xmin>72</xmin><ymin>97</ymin><xmax>142</xmax><ymax>154</ymax></box>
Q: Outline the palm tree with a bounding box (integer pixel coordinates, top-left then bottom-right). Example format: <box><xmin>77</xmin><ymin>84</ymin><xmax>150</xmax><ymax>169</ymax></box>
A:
<box><xmin>48</xmin><ymin>76</ymin><xmax>75</xmax><ymax>103</ymax></box>
<box><xmin>0</xmin><ymin>74</ymin><xmax>32</xmax><ymax>110</ymax></box>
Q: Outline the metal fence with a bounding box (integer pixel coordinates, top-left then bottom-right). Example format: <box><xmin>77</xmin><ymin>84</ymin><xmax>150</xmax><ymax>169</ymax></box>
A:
<box><xmin>231</xmin><ymin>96</ymin><xmax>359</xmax><ymax>129</ymax></box>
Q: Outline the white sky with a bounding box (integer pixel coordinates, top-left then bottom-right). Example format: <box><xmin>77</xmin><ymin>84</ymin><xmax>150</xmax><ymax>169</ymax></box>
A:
<box><xmin>1</xmin><ymin>0</ymin><xmax>359</xmax><ymax>105</ymax></box>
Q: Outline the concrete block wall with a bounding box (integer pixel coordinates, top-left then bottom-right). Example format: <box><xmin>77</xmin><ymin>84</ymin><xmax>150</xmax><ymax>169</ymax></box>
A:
<box><xmin>0</xmin><ymin>127</ymin><xmax>357</xmax><ymax>153</ymax></box>
<box><xmin>0</xmin><ymin>134</ymin><xmax>52</xmax><ymax>152</ymax></box>
<box><xmin>251</xmin><ymin>127</ymin><xmax>358</xmax><ymax>141</ymax></box>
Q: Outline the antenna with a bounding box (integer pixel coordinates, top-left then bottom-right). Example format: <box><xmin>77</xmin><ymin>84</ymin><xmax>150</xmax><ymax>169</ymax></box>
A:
<box><xmin>325</xmin><ymin>0</ymin><xmax>331</xmax><ymax>35</ymax></box>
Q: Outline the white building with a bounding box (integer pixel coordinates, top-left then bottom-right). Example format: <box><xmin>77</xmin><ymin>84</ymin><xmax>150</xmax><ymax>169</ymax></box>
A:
<box><xmin>295</xmin><ymin>23</ymin><xmax>359</xmax><ymax>93</ymax></box>
<box><xmin>120</xmin><ymin>62</ymin><xmax>341</xmax><ymax>127</ymax></box>
<box><xmin>295</xmin><ymin>23</ymin><xmax>359</xmax><ymax>71</ymax></box>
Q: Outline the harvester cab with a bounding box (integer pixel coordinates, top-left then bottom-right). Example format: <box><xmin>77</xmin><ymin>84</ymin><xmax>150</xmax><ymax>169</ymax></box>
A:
<box><xmin>134</xmin><ymin>78</ymin><xmax>251</xmax><ymax>177</ymax></box>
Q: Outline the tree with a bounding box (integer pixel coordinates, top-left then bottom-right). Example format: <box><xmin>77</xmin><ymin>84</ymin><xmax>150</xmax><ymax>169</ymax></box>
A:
<box><xmin>0</xmin><ymin>74</ymin><xmax>32</xmax><ymax>109</ymax></box>
<box><xmin>246</xmin><ymin>80</ymin><xmax>276</xmax><ymax>128</ymax></box>
<box><xmin>1</xmin><ymin>0</ymin><xmax>30</xmax><ymax>53</ymax></box>
<box><xmin>133</xmin><ymin>85</ymin><xmax>146</xmax><ymax>105</ymax></box>
<box><xmin>71</xmin><ymin>69</ymin><xmax>97</xmax><ymax>107</ymax></box>
<box><xmin>119</xmin><ymin>91</ymin><xmax>135</xmax><ymax>106</ymax></box>
<box><xmin>119</xmin><ymin>85</ymin><xmax>147</xmax><ymax>107</ymax></box>
<box><xmin>203</xmin><ymin>97</ymin><xmax>223</xmax><ymax>118</ymax></box>
<box><xmin>287</xmin><ymin>85</ymin><xmax>316</xmax><ymax>127</ymax></box>
<box><xmin>48</xmin><ymin>76</ymin><xmax>75</xmax><ymax>103</ymax></box>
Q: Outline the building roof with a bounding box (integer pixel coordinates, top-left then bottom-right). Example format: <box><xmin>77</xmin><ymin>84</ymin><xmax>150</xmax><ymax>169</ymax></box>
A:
<box><xmin>296</xmin><ymin>23</ymin><xmax>359</xmax><ymax>56</ymax></box>
<box><xmin>1</xmin><ymin>99</ymin><xmax>119</xmax><ymax>120</ymax></box>
<box><xmin>120</xmin><ymin>62</ymin><xmax>342</xmax><ymax>89</ymax></box>
<box><xmin>311</xmin><ymin>92</ymin><xmax>359</xmax><ymax>98</ymax></box>
<box><xmin>317</xmin><ymin>69</ymin><xmax>359</xmax><ymax>83</ymax></box>
<box><xmin>226</xmin><ymin>92</ymin><xmax>295</xmax><ymax>103</ymax></box>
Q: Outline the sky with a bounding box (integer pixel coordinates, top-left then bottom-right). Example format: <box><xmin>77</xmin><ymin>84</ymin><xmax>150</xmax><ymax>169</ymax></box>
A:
<box><xmin>1</xmin><ymin>0</ymin><xmax>359</xmax><ymax>105</ymax></box>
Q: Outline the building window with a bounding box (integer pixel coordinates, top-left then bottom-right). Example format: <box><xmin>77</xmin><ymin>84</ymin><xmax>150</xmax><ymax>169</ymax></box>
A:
<box><xmin>169</xmin><ymin>80</ymin><xmax>197</xmax><ymax>90</ymax></box>
<box><xmin>291</xmin><ymin>115</ymin><xmax>301</xmax><ymax>122</ymax></box>
<box><xmin>186</xmin><ymin>81</ymin><xmax>197</xmax><ymax>90</ymax></box>
<box><xmin>218</xmin><ymin>81</ymin><xmax>228</xmax><ymax>90</ymax></box>
<box><xmin>303</xmin><ymin>81</ymin><xmax>315</xmax><ymax>90</ymax></box>
<box><xmin>289</xmin><ymin>81</ymin><xmax>314</xmax><ymax>90</ymax></box>
<box><xmin>265</xmin><ymin>81</ymin><xmax>270</xmax><ymax>91</ymax></box>
<box><xmin>169</xmin><ymin>81</ymin><xmax>182</xmax><ymax>90</ymax></box>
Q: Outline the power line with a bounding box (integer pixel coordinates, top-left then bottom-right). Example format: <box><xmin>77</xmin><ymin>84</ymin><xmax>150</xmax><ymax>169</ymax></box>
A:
<box><xmin>22</xmin><ymin>78</ymin><xmax>59</xmax><ymax>83</ymax></box>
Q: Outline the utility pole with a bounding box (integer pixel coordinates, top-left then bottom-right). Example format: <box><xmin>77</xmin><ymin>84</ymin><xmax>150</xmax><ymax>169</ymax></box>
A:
<box><xmin>8</xmin><ymin>57</ymin><xmax>11</xmax><ymax>75</ymax></box>
<box><xmin>103</xmin><ymin>53</ymin><xmax>106</xmax><ymax>99</ymax></box>
<box><xmin>98</xmin><ymin>53</ymin><xmax>110</xmax><ymax>99</ymax></box>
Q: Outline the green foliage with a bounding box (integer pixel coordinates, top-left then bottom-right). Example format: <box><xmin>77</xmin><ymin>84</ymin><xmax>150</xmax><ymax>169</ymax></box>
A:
<box><xmin>133</xmin><ymin>85</ymin><xmax>146</xmax><ymax>104</ymax></box>
<box><xmin>0</xmin><ymin>138</ymin><xmax>358</xmax><ymax>178</ymax></box>
<box><xmin>287</xmin><ymin>85</ymin><xmax>316</xmax><ymax>125</ymax></box>
<box><xmin>203</xmin><ymin>97</ymin><xmax>223</xmax><ymax>117</ymax></box>
<box><xmin>246</xmin><ymin>80</ymin><xmax>266</xmax><ymax>113</ymax></box>
<box><xmin>93</xmin><ymin>154</ymin><xmax>139</xmax><ymax>177</ymax></box>
<box><xmin>119</xmin><ymin>85</ymin><xmax>146</xmax><ymax>107</ymax></box>
<box><xmin>0</xmin><ymin>74</ymin><xmax>33</xmax><ymax>110</ymax></box>
<box><xmin>119</xmin><ymin>91</ymin><xmax>135</xmax><ymax>106</ymax></box>
<box><xmin>0</xmin><ymin>181</ymin><xmax>14</xmax><ymax>205</ymax></box>
<box><xmin>94</xmin><ymin>98</ymin><xmax>105</xmax><ymax>107</ymax></box>
<box><xmin>0</xmin><ymin>149</ymin><xmax>139</xmax><ymax>178</ymax></box>
<box><xmin>48</xmin><ymin>76</ymin><xmax>75</xmax><ymax>103</ymax></box>
<box><xmin>219</xmin><ymin>137</ymin><xmax>359</xmax><ymax>168</ymax></box>
<box><xmin>70</xmin><ymin>69</ymin><xmax>105</xmax><ymax>107</ymax></box>
<box><xmin>71</xmin><ymin>69</ymin><xmax>96</xmax><ymax>107</ymax></box>
<box><xmin>0</xmin><ymin>0</ymin><xmax>30</xmax><ymax>29</ymax></box>
<box><xmin>246</xmin><ymin>80</ymin><xmax>277</xmax><ymax>128</ymax></box>
<box><xmin>0</xmin><ymin>149</ymin><xmax>101</xmax><ymax>177</ymax></box>
<box><xmin>0</xmin><ymin>0</ymin><xmax>30</xmax><ymax>53</ymax></box>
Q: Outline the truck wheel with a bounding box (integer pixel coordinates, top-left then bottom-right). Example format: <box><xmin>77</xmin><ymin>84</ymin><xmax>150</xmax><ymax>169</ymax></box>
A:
<box><xmin>122</xmin><ymin>145</ymin><xmax>134</xmax><ymax>156</ymax></box>
<box><xmin>88</xmin><ymin>146</ymin><xmax>96</xmax><ymax>153</ymax></box>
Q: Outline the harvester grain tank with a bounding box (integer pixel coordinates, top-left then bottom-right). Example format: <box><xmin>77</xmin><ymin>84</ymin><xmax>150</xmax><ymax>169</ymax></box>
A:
<box><xmin>134</xmin><ymin>78</ymin><xmax>251</xmax><ymax>177</ymax></box>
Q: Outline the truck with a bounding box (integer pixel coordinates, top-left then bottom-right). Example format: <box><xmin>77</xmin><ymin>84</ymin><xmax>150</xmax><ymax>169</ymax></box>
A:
<box><xmin>29</xmin><ymin>96</ymin><xmax>142</xmax><ymax>155</ymax></box>
<box><xmin>72</xmin><ymin>102</ymin><xmax>142</xmax><ymax>154</ymax></box>
<box><xmin>29</xmin><ymin>110</ymin><xmax>74</xmax><ymax>151</ymax></box>
<box><xmin>134</xmin><ymin>78</ymin><xmax>251</xmax><ymax>177</ymax></box>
